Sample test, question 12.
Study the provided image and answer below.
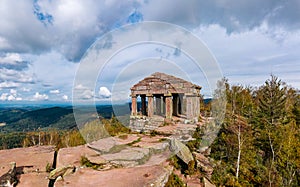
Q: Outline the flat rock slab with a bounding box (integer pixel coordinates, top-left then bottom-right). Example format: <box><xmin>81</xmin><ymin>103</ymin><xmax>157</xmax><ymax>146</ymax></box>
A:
<box><xmin>57</xmin><ymin>145</ymin><xmax>98</xmax><ymax>167</ymax></box>
<box><xmin>0</xmin><ymin>146</ymin><xmax>55</xmax><ymax>187</ymax></box>
<box><xmin>0</xmin><ymin>146</ymin><xmax>55</xmax><ymax>176</ymax></box>
<box><xmin>87</xmin><ymin>135</ymin><xmax>140</xmax><ymax>154</ymax></box>
<box><xmin>101</xmin><ymin>147</ymin><xmax>151</xmax><ymax>167</ymax></box>
<box><xmin>55</xmin><ymin>165</ymin><xmax>172</xmax><ymax>187</ymax></box>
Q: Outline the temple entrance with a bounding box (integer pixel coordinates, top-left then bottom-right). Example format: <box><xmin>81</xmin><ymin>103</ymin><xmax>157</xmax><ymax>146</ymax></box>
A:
<box><xmin>130</xmin><ymin>72</ymin><xmax>201</xmax><ymax>121</ymax></box>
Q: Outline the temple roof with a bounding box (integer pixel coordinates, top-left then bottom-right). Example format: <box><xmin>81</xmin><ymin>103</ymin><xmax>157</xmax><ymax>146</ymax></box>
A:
<box><xmin>130</xmin><ymin>72</ymin><xmax>201</xmax><ymax>95</ymax></box>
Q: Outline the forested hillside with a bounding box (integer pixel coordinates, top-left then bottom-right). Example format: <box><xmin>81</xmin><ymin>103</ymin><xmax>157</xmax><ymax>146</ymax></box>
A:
<box><xmin>211</xmin><ymin>75</ymin><xmax>300</xmax><ymax>186</ymax></box>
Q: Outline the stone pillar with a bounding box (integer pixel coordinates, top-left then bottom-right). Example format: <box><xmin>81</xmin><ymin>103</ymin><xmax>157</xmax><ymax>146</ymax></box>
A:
<box><xmin>156</xmin><ymin>96</ymin><xmax>161</xmax><ymax>115</ymax></box>
<box><xmin>186</xmin><ymin>93</ymin><xmax>200</xmax><ymax>120</ymax></box>
<box><xmin>147</xmin><ymin>94</ymin><xmax>154</xmax><ymax>117</ymax></box>
<box><xmin>172</xmin><ymin>94</ymin><xmax>178</xmax><ymax>116</ymax></box>
<box><xmin>141</xmin><ymin>95</ymin><xmax>146</xmax><ymax>116</ymax></box>
<box><xmin>131</xmin><ymin>95</ymin><xmax>137</xmax><ymax>116</ymax></box>
<box><xmin>162</xmin><ymin>97</ymin><xmax>166</xmax><ymax>115</ymax></box>
<box><xmin>165</xmin><ymin>93</ymin><xmax>173</xmax><ymax>120</ymax></box>
<box><xmin>186</xmin><ymin>93</ymin><xmax>194</xmax><ymax>120</ymax></box>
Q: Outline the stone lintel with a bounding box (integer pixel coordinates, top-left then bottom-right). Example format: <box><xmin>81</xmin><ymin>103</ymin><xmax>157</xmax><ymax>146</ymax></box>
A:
<box><xmin>146</xmin><ymin>93</ymin><xmax>153</xmax><ymax>97</ymax></box>
<box><xmin>130</xmin><ymin>94</ymin><xmax>137</xmax><ymax>98</ymax></box>
<box><xmin>185</xmin><ymin>93</ymin><xmax>198</xmax><ymax>97</ymax></box>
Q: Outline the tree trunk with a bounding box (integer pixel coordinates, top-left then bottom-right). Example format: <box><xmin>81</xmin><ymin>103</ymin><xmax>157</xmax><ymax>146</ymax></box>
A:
<box><xmin>236</xmin><ymin>123</ymin><xmax>241</xmax><ymax>179</ymax></box>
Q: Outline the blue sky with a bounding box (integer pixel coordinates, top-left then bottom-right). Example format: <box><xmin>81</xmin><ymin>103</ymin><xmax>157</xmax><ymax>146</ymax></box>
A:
<box><xmin>0</xmin><ymin>0</ymin><xmax>299</xmax><ymax>104</ymax></box>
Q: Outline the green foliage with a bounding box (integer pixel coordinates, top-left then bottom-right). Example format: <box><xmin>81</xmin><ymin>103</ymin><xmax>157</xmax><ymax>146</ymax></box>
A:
<box><xmin>168</xmin><ymin>155</ymin><xmax>194</xmax><ymax>175</ymax></box>
<box><xmin>80</xmin><ymin>156</ymin><xmax>102</xmax><ymax>170</ymax></box>
<box><xmin>126</xmin><ymin>137</ymin><xmax>141</xmax><ymax>146</ymax></box>
<box><xmin>46</xmin><ymin>162</ymin><xmax>52</xmax><ymax>172</ymax></box>
<box><xmin>186</xmin><ymin>127</ymin><xmax>203</xmax><ymax>151</ymax></box>
<box><xmin>165</xmin><ymin>173</ymin><xmax>185</xmax><ymax>187</ymax></box>
<box><xmin>211</xmin><ymin>75</ymin><xmax>300</xmax><ymax>186</ymax></box>
<box><xmin>0</xmin><ymin>132</ymin><xmax>26</xmax><ymax>149</ymax></box>
<box><xmin>103</xmin><ymin>116</ymin><xmax>131</xmax><ymax>136</ymax></box>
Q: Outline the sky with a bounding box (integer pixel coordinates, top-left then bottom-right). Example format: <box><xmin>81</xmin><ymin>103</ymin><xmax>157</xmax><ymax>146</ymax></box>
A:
<box><xmin>0</xmin><ymin>0</ymin><xmax>299</xmax><ymax>104</ymax></box>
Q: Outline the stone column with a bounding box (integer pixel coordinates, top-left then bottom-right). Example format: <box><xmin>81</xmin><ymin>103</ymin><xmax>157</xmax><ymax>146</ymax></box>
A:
<box><xmin>165</xmin><ymin>93</ymin><xmax>173</xmax><ymax>120</ymax></box>
<box><xmin>131</xmin><ymin>95</ymin><xmax>137</xmax><ymax>116</ymax></box>
<box><xmin>186</xmin><ymin>93</ymin><xmax>199</xmax><ymax>120</ymax></box>
<box><xmin>172</xmin><ymin>94</ymin><xmax>178</xmax><ymax>116</ymax></box>
<box><xmin>141</xmin><ymin>95</ymin><xmax>146</xmax><ymax>116</ymax></box>
<box><xmin>147</xmin><ymin>94</ymin><xmax>154</xmax><ymax>117</ymax></box>
<box><xmin>156</xmin><ymin>96</ymin><xmax>161</xmax><ymax>115</ymax></box>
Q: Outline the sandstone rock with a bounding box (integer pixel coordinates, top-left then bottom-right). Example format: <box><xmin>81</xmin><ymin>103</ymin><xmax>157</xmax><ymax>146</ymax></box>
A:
<box><xmin>147</xmin><ymin>142</ymin><xmax>169</xmax><ymax>154</ymax></box>
<box><xmin>194</xmin><ymin>152</ymin><xmax>214</xmax><ymax>177</ymax></box>
<box><xmin>0</xmin><ymin>162</ymin><xmax>17</xmax><ymax>187</ymax></box>
<box><xmin>169</xmin><ymin>138</ymin><xmax>194</xmax><ymax>164</ymax></box>
<box><xmin>87</xmin><ymin>137</ymin><xmax>117</xmax><ymax>153</ymax></box>
<box><xmin>145</xmin><ymin>166</ymin><xmax>173</xmax><ymax>187</ymax></box>
<box><xmin>86</xmin><ymin>156</ymin><xmax>106</xmax><ymax>165</ymax></box>
<box><xmin>101</xmin><ymin>147</ymin><xmax>151</xmax><ymax>167</ymax></box>
<box><xmin>49</xmin><ymin>165</ymin><xmax>75</xmax><ymax>180</ymax></box>
<box><xmin>203</xmin><ymin>177</ymin><xmax>216</xmax><ymax>187</ymax></box>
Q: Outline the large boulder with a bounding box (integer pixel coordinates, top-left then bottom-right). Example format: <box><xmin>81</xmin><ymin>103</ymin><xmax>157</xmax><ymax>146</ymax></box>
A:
<box><xmin>194</xmin><ymin>152</ymin><xmax>214</xmax><ymax>178</ymax></box>
<box><xmin>169</xmin><ymin>138</ymin><xmax>194</xmax><ymax>164</ymax></box>
<box><xmin>49</xmin><ymin>165</ymin><xmax>75</xmax><ymax>180</ymax></box>
<box><xmin>0</xmin><ymin>162</ymin><xmax>18</xmax><ymax>187</ymax></box>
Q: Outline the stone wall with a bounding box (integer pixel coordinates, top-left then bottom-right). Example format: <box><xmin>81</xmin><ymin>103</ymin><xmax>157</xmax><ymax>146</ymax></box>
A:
<box><xmin>129</xmin><ymin>116</ymin><xmax>165</xmax><ymax>132</ymax></box>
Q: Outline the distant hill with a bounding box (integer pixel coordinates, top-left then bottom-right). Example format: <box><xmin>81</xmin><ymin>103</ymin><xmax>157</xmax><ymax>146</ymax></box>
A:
<box><xmin>0</xmin><ymin>104</ymin><xmax>132</xmax><ymax>133</ymax></box>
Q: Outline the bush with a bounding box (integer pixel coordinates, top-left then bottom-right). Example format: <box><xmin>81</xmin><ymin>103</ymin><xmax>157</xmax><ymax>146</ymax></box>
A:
<box><xmin>165</xmin><ymin>173</ymin><xmax>185</xmax><ymax>187</ymax></box>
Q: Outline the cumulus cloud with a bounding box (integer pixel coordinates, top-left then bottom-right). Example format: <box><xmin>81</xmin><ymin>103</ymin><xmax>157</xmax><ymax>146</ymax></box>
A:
<box><xmin>0</xmin><ymin>81</ymin><xmax>19</xmax><ymax>89</ymax></box>
<box><xmin>0</xmin><ymin>93</ymin><xmax>8</xmax><ymax>101</ymax></box>
<box><xmin>81</xmin><ymin>90</ymin><xmax>94</xmax><ymax>100</ymax></box>
<box><xmin>0</xmin><ymin>0</ymin><xmax>141</xmax><ymax>61</ymax></box>
<box><xmin>22</xmin><ymin>87</ymin><xmax>31</xmax><ymax>92</ymax></box>
<box><xmin>62</xmin><ymin>95</ymin><xmax>68</xmax><ymax>100</ymax></box>
<box><xmin>50</xmin><ymin>89</ymin><xmax>60</xmax><ymax>94</ymax></box>
<box><xmin>33</xmin><ymin>92</ymin><xmax>48</xmax><ymax>101</ymax></box>
<box><xmin>0</xmin><ymin>92</ymin><xmax>22</xmax><ymax>101</ymax></box>
<box><xmin>141</xmin><ymin>0</ymin><xmax>300</xmax><ymax>33</ymax></box>
<box><xmin>99</xmin><ymin>87</ymin><xmax>111</xmax><ymax>98</ymax></box>
<box><xmin>10</xmin><ymin>89</ymin><xmax>17</xmax><ymax>95</ymax></box>
<box><xmin>0</xmin><ymin>0</ymin><xmax>300</xmax><ymax>102</ymax></box>
<box><xmin>0</xmin><ymin>68</ymin><xmax>35</xmax><ymax>84</ymax></box>
<box><xmin>0</xmin><ymin>53</ymin><xmax>30</xmax><ymax>70</ymax></box>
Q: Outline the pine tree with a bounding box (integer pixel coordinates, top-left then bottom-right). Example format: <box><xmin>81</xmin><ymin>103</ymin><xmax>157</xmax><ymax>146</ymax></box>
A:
<box><xmin>255</xmin><ymin>75</ymin><xmax>287</xmax><ymax>186</ymax></box>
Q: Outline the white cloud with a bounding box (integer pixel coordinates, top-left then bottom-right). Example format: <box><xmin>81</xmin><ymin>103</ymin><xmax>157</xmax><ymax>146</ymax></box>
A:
<box><xmin>50</xmin><ymin>89</ymin><xmax>60</xmax><ymax>94</ymax></box>
<box><xmin>0</xmin><ymin>92</ymin><xmax>22</xmax><ymax>101</ymax></box>
<box><xmin>7</xmin><ymin>95</ymin><xmax>15</xmax><ymax>101</ymax></box>
<box><xmin>62</xmin><ymin>95</ymin><xmax>68</xmax><ymax>100</ymax></box>
<box><xmin>0</xmin><ymin>0</ymin><xmax>141</xmax><ymax>61</ymax></box>
<box><xmin>10</xmin><ymin>89</ymin><xmax>17</xmax><ymax>96</ymax></box>
<box><xmin>81</xmin><ymin>90</ymin><xmax>94</xmax><ymax>100</ymax></box>
<box><xmin>22</xmin><ymin>87</ymin><xmax>31</xmax><ymax>92</ymax></box>
<box><xmin>33</xmin><ymin>92</ymin><xmax>49</xmax><ymax>101</ymax></box>
<box><xmin>74</xmin><ymin>84</ymin><xmax>86</xmax><ymax>90</ymax></box>
<box><xmin>0</xmin><ymin>0</ymin><xmax>299</xmax><ymax>103</ymax></box>
<box><xmin>0</xmin><ymin>93</ymin><xmax>8</xmax><ymax>101</ymax></box>
<box><xmin>0</xmin><ymin>81</ymin><xmax>19</xmax><ymax>89</ymax></box>
<box><xmin>99</xmin><ymin>87</ymin><xmax>111</xmax><ymax>98</ymax></box>
<box><xmin>0</xmin><ymin>68</ymin><xmax>35</xmax><ymax>83</ymax></box>
<box><xmin>0</xmin><ymin>53</ymin><xmax>22</xmax><ymax>64</ymax></box>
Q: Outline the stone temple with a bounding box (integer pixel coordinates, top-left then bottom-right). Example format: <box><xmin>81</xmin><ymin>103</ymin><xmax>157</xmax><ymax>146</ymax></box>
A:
<box><xmin>129</xmin><ymin>72</ymin><xmax>201</xmax><ymax>132</ymax></box>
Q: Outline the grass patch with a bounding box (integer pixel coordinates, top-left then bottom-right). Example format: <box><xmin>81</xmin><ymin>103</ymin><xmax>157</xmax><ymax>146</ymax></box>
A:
<box><xmin>126</xmin><ymin>137</ymin><xmax>142</xmax><ymax>146</ymax></box>
<box><xmin>80</xmin><ymin>156</ymin><xmax>103</xmax><ymax>170</ymax></box>
<box><xmin>165</xmin><ymin>172</ymin><xmax>185</xmax><ymax>187</ymax></box>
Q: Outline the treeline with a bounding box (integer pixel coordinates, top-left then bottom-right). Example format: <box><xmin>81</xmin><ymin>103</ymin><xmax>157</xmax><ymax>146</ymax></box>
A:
<box><xmin>0</xmin><ymin>116</ymin><xmax>130</xmax><ymax>150</ymax></box>
<box><xmin>210</xmin><ymin>75</ymin><xmax>300</xmax><ymax>186</ymax></box>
